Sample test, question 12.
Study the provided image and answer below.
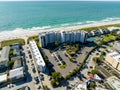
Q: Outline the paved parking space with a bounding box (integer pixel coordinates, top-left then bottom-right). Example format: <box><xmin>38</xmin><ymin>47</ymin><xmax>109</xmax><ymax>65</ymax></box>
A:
<box><xmin>58</xmin><ymin>51</ymin><xmax>77</xmax><ymax>76</ymax></box>
<box><xmin>43</xmin><ymin>46</ymin><xmax>93</xmax><ymax>77</ymax></box>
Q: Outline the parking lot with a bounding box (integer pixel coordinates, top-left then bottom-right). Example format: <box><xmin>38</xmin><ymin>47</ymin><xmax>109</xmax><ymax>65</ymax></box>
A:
<box><xmin>43</xmin><ymin>44</ymin><xmax>93</xmax><ymax>77</ymax></box>
<box><xmin>23</xmin><ymin>45</ymin><xmax>42</xmax><ymax>90</ymax></box>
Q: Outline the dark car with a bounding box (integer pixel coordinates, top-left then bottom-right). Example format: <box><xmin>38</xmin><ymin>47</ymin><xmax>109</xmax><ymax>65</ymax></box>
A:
<box><xmin>29</xmin><ymin>55</ymin><xmax>32</xmax><ymax>59</ymax></box>
<box><xmin>34</xmin><ymin>76</ymin><xmax>39</xmax><ymax>84</ymax></box>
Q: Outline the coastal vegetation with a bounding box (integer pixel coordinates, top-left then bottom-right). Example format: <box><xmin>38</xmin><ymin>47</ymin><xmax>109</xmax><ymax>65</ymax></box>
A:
<box><xmin>27</xmin><ymin>35</ymin><xmax>41</xmax><ymax>49</ymax></box>
<box><xmin>81</xmin><ymin>23</ymin><xmax>120</xmax><ymax>32</ymax></box>
<box><xmin>27</xmin><ymin>35</ymin><xmax>38</xmax><ymax>43</ymax></box>
<box><xmin>1</xmin><ymin>39</ymin><xmax>25</xmax><ymax>48</ymax></box>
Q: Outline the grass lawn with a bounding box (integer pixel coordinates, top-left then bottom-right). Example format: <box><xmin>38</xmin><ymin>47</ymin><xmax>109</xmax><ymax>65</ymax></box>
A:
<box><xmin>1</xmin><ymin>39</ymin><xmax>25</xmax><ymax>48</ymax></box>
<box><xmin>103</xmin><ymin>35</ymin><xmax>116</xmax><ymax>42</ymax></box>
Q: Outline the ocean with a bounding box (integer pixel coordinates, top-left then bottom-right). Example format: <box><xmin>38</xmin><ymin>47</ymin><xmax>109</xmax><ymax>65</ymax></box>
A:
<box><xmin>0</xmin><ymin>1</ymin><xmax>120</xmax><ymax>32</ymax></box>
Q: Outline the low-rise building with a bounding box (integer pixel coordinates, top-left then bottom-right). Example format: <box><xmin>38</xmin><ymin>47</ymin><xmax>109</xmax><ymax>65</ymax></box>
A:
<box><xmin>29</xmin><ymin>40</ymin><xmax>46</xmax><ymax>72</ymax></box>
<box><xmin>75</xmin><ymin>84</ymin><xmax>87</xmax><ymax>90</ymax></box>
<box><xmin>9</xmin><ymin>67</ymin><xmax>24</xmax><ymax>80</ymax></box>
<box><xmin>95</xmin><ymin>87</ymin><xmax>108</xmax><ymax>90</ymax></box>
<box><xmin>105</xmin><ymin>51</ymin><xmax>120</xmax><ymax>71</ymax></box>
<box><xmin>0</xmin><ymin>74</ymin><xmax>7</xmax><ymax>84</ymax></box>
<box><xmin>13</xmin><ymin>43</ymin><xmax>21</xmax><ymax>56</ymax></box>
<box><xmin>0</xmin><ymin>46</ymin><xmax>10</xmax><ymax>68</ymax></box>
<box><xmin>107</xmin><ymin>27</ymin><xmax>120</xmax><ymax>32</ymax></box>
<box><xmin>106</xmin><ymin>76</ymin><xmax>120</xmax><ymax>90</ymax></box>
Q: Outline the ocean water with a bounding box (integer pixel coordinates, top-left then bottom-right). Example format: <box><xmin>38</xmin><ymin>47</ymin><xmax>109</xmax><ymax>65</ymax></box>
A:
<box><xmin>0</xmin><ymin>1</ymin><xmax>120</xmax><ymax>32</ymax></box>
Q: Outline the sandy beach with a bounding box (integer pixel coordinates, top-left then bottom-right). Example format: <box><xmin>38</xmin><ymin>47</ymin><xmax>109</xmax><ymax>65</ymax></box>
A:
<box><xmin>0</xmin><ymin>20</ymin><xmax>120</xmax><ymax>42</ymax></box>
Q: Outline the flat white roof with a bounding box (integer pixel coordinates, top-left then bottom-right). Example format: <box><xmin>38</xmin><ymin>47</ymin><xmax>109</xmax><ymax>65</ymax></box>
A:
<box><xmin>108</xmin><ymin>52</ymin><xmax>118</xmax><ymax>56</ymax></box>
<box><xmin>76</xmin><ymin>84</ymin><xmax>87</xmax><ymax>90</ymax></box>
<box><xmin>113</xmin><ymin>55</ymin><xmax>120</xmax><ymax>62</ymax></box>
<box><xmin>0</xmin><ymin>74</ymin><xmax>7</xmax><ymax>83</ymax></box>
<box><xmin>29</xmin><ymin>40</ymin><xmax>45</xmax><ymax>67</ymax></box>
<box><xmin>107</xmin><ymin>76</ymin><xmax>120</xmax><ymax>90</ymax></box>
<box><xmin>108</xmin><ymin>52</ymin><xmax>120</xmax><ymax>62</ymax></box>
<box><xmin>9</xmin><ymin>67</ymin><xmax>24</xmax><ymax>78</ymax></box>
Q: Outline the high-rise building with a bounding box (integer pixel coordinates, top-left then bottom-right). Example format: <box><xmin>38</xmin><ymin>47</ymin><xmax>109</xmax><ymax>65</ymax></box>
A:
<box><xmin>39</xmin><ymin>30</ymin><xmax>88</xmax><ymax>47</ymax></box>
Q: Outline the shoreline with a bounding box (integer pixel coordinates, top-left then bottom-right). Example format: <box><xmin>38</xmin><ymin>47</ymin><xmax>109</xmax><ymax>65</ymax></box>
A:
<box><xmin>0</xmin><ymin>20</ymin><xmax>120</xmax><ymax>42</ymax></box>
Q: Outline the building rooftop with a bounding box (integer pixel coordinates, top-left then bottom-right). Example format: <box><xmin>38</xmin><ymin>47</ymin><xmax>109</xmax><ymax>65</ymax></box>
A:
<box><xmin>108</xmin><ymin>52</ymin><xmax>119</xmax><ymax>56</ymax></box>
<box><xmin>108</xmin><ymin>51</ymin><xmax>120</xmax><ymax>62</ymax></box>
<box><xmin>0</xmin><ymin>74</ymin><xmax>7</xmax><ymax>83</ymax></box>
<box><xmin>0</xmin><ymin>46</ymin><xmax>10</xmax><ymax>62</ymax></box>
<box><xmin>106</xmin><ymin>76</ymin><xmax>120</xmax><ymax>90</ymax></box>
<box><xmin>107</xmin><ymin>27</ymin><xmax>120</xmax><ymax>31</ymax></box>
<box><xmin>9</xmin><ymin>67</ymin><xmax>24</xmax><ymax>79</ymax></box>
<box><xmin>75</xmin><ymin>84</ymin><xmax>87</xmax><ymax>90</ymax></box>
<box><xmin>29</xmin><ymin>40</ymin><xmax>45</xmax><ymax>67</ymax></box>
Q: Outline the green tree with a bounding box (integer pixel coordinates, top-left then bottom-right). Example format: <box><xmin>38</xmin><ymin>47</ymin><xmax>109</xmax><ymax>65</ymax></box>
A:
<box><xmin>8</xmin><ymin>60</ymin><xmax>14</xmax><ymax>69</ymax></box>
<box><xmin>51</xmin><ymin>72</ymin><xmax>62</xmax><ymax>87</ymax></box>
<box><xmin>101</xmin><ymin>51</ymin><xmax>106</xmax><ymax>56</ymax></box>
<box><xmin>51</xmin><ymin>80</ymin><xmax>56</xmax><ymax>87</ymax></box>
<box><xmin>89</xmin><ymin>82</ymin><xmax>95</xmax><ymax>89</ymax></box>
<box><xmin>93</xmin><ymin>57</ymin><xmax>102</xmax><ymax>65</ymax></box>
<box><xmin>52</xmin><ymin>72</ymin><xmax>61</xmax><ymax>81</ymax></box>
<box><xmin>91</xmin><ymin>69</ymin><xmax>101</xmax><ymax>75</ymax></box>
<box><xmin>55</xmin><ymin>41</ymin><xmax>61</xmax><ymax>46</ymax></box>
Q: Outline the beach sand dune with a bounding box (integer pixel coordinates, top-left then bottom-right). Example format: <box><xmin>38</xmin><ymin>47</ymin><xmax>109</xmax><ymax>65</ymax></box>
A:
<box><xmin>0</xmin><ymin>20</ymin><xmax>120</xmax><ymax>42</ymax></box>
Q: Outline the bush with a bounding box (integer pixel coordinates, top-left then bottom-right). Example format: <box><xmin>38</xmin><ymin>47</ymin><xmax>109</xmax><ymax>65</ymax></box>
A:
<box><xmin>60</xmin><ymin>64</ymin><xmax>67</xmax><ymax>69</ymax></box>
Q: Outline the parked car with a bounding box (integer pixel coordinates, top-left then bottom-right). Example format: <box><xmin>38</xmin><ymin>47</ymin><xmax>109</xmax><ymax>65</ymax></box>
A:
<box><xmin>34</xmin><ymin>76</ymin><xmax>39</xmax><ymax>84</ymax></box>
<box><xmin>37</xmin><ymin>85</ymin><xmax>41</xmax><ymax>89</ymax></box>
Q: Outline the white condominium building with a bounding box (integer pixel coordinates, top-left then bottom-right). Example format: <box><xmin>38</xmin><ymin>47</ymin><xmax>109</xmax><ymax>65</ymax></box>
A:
<box><xmin>105</xmin><ymin>51</ymin><xmax>120</xmax><ymax>71</ymax></box>
<box><xmin>29</xmin><ymin>40</ymin><xmax>46</xmax><ymax>72</ymax></box>
<box><xmin>39</xmin><ymin>30</ymin><xmax>87</xmax><ymax>47</ymax></box>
